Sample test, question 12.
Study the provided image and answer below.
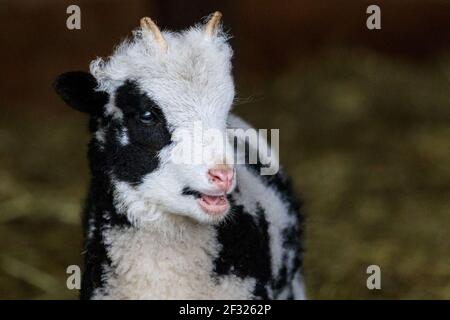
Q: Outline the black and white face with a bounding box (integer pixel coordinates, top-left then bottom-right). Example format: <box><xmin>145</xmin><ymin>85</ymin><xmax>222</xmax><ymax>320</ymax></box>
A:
<box><xmin>102</xmin><ymin>77</ymin><xmax>236</xmax><ymax>226</ymax></box>
<box><xmin>54</xmin><ymin>20</ymin><xmax>237</xmax><ymax>226</ymax></box>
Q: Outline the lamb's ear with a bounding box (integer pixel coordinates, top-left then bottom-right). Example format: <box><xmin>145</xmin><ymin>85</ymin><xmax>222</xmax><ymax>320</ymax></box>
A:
<box><xmin>53</xmin><ymin>71</ymin><xmax>108</xmax><ymax>114</ymax></box>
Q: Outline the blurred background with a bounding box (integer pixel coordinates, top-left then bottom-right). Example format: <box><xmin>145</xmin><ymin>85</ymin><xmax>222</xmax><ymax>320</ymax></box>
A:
<box><xmin>1</xmin><ymin>0</ymin><xmax>449</xmax><ymax>299</ymax></box>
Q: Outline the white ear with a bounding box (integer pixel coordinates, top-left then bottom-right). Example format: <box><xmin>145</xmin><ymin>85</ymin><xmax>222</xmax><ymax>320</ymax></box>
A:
<box><xmin>204</xmin><ymin>11</ymin><xmax>222</xmax><ymax>37</ymax></box>
<box><xmin>140</xmin><ymin>17</ymin><xmax>167</xmax><ymax>52</ymax></box>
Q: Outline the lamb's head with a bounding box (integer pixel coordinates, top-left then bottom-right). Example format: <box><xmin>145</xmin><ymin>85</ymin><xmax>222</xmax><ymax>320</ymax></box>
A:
<box><xmin>54</xmin><ymin>13</ymin><xmax>237</xmax><ymax>226</ymax></box>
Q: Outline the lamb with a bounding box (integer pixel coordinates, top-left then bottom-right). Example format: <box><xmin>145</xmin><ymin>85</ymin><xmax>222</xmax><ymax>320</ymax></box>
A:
<box><xmin>53</xmin><ymin>12</ymin><xmax>305</xmax><ymax>300</ymax></box>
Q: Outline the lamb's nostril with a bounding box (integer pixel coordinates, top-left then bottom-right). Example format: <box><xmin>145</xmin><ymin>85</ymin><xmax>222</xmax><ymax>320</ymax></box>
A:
<box><xmin>208</xmin><ymin>169</ymin><xmax>231</xmax><ymax>182</ymax></box>
<box><xmin>208</xmin><ymin>168</ymin><xmax>234</xmax><ymax>192</ymax></box>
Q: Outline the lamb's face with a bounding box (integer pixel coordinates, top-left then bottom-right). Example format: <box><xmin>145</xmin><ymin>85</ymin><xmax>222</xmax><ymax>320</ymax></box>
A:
<box><xmin>98</xmin><ymin>60</ymin><xmax>236</xmax><ymax>225</ymax></box>
<box><xmin>55</xmin><ymin>14</ymin><xmax>237</xmax><ymax>226</ymax></box>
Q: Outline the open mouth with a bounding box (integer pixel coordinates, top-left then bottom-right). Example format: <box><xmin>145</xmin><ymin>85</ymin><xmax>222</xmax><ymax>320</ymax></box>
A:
<box><xmin>182</xmin><ymin>187</ymin><xmax>230</xmax><ymax>216</ymax></box>
<box><xmin>198</xmin><ymin>194</ymin><xmax>229</xmax><ymax>215</ymax></box>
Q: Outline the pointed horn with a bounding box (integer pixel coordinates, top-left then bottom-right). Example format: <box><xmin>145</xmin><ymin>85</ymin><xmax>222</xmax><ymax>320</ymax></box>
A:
<box><xmin>204</xmin><ymin>11</ymin><xmax>222</xmax><ymax>36</ymax></box>
<box><xmin>140</xmin><ymin>17</ymin><xmax>167</xmax><ymax>52</ymax></box>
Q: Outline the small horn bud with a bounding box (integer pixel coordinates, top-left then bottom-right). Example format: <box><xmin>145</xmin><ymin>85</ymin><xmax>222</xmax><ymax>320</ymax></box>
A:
<box><xmin>140</xmin><ymin>17</ymin><xmax>167</xmax><ymax>52</ymax></box>
<box><xmin>204</xmin><ymin>11</ymin><xmax>222</xmax><ymax>37</ymax></box>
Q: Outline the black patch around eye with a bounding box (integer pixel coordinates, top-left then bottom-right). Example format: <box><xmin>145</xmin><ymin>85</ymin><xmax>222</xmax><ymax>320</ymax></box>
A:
<box><xmin>115</xmin><ymin>80</ymin><xmax>158</xmax><ymax>115</ymax></box>
<box><xmin>107</xmin><ymin>80</ymin><xmax>172</xmax><ymax>185</ymax></box>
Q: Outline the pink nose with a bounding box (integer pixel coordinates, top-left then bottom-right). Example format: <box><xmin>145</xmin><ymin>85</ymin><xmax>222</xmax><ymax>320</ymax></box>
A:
<box><xmin>208</xmin><ymin>167</ymin><xmax>234</xmax><ymax>192</ymax></box>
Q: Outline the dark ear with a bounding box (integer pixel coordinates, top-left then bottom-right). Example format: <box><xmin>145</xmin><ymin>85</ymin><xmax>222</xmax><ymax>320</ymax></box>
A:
<box><xmin>53</xmin><ymin>71</ymin><xmax>109</xmax><ymax>114</ymax></box>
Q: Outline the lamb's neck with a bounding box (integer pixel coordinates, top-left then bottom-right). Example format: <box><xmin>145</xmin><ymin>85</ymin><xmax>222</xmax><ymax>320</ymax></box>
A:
<box><xmin>89</xmin><ymin>174</ymin><xmax>211</xmax><ymax>242</ymax></box>
<box><xmin>135</xmin><ymin>213</ymin><xmax>212</xmax><ymax>243</ymax></box>
<box><xmin>107</xmin><ymin>200</ymin><xmax>209</xmax><ymax>244</ymax></box>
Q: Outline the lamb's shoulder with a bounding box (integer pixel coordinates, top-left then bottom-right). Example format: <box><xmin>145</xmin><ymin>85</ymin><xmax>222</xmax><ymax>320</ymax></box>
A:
<box><xmin>218</xmin><ymin>114</ymin><xmax>304</xmax><ymax>299</ymax></box>
<box><xmin>93</xmin><ymin>222</ymin><xmax>255</xmax><ymax>299</ymax></box>
<box><xmin>226</xmin><ymin>113</ymin><xmax>300</xmax><ymax>223</ymax></box>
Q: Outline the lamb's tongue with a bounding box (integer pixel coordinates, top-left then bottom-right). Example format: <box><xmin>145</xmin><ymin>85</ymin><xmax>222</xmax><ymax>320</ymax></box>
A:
<box><xmin>202</xmin><ymin>195</ymin><xmax>221</xmax><ymax>205</ymax></box>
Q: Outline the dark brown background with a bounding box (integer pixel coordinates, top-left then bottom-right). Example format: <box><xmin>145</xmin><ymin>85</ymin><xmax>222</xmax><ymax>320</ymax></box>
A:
<box><xmin>0</xmin><ymin>0</ymin><xmax>449</xmax><ymax>299</ymax></box>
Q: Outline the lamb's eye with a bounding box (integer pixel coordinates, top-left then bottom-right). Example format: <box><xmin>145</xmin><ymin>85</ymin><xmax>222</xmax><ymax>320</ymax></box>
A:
<box><xmin>139</xmin><ymin>111</ymin><xmax>153</xmax><ymax>124</ymax></box>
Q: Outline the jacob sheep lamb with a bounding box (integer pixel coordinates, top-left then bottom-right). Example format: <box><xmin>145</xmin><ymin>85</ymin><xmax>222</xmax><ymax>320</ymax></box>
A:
<box><xmin>53</xmin><ymin>12</ymin><xmax>305</xmax><ymax>300</ymax></box>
